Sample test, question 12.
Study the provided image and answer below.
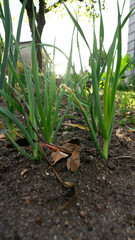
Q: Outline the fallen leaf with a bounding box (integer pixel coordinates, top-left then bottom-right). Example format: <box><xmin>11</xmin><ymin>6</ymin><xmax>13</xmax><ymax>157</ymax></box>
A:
<box><xmin>22</xmin><ymin>196</ymin><xmax>30</xmax><ymax>205</ymax></box>
<box><xmin>67</xmin><ymin>145</ymin><xmax>80</xmax><ymax>171</ymax></box>
<box><xmin>63</xmin><ymin>181</ymin><xmax>75</xmax><ymax>188</ymax></box>
<box><xmin>45</xmin><ymin>170</ymin><xmax>50</xmax><ymax>176</ymax></box>
<box><xmin>62</xmin><ymin>142</ymin><xmax>79</xmax><ymax>151</ymax></box>
<box><xmin>116</xmin><ymin>128</ymin><xmax>132</xmax><ymax>142</ymax></box>
<box><xmin>63</xmin><ymin>123</ymin><xmax>89</xmax><ymax>131</ymax></box>
<box><xmin>59</xmin><ymin>142</ymin><xmax>80</xmax><ymax>171</ymax></box>
<box><xmin>59</xmin><ymin>143</ymin><xmax>81</xmax><ymax>171</ymax></box>
<box><xmin>51</xmin><ymin>150</ymin><xmax>68</xmax><ymax>164</ymax></box>
<box><xmin>116</xmin><ymin>128</ymin><xmax>125</xmax><ymax>138</ymax></box>
<box><xmin>49</xmin><ymin>139</ymin><xmax>81</xmax><ymax>171</ymax></box>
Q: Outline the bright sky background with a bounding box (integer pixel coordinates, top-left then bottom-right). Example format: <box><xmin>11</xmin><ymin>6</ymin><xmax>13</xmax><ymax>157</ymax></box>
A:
<box><xmin>0</xmin><ymin>0</ymin><xmax>130</xmax><ymax>74</ymax></box>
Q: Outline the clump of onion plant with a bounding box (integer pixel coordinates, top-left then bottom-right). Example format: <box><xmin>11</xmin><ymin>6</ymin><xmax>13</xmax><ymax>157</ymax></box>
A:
<box><xmin>61</xmin><ymin>0</ymin><xmax>133</xmax><ymax>159</ymax></box>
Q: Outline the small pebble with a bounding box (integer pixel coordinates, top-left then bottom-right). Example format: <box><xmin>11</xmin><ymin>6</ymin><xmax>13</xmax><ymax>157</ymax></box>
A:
<box><xmin>35</xmin><ymin>215</ymin><xmax>42</xmax><ymax>226</ymax></box>
<box><xmin>87</xmin><ymin>226</ymin><xmax>93</xmax><ymax>231</ymax></box>
<box><xmin>54</xmin><ymin>235</ymin><xmax>57</xmax><ymax>240</ymax></box>
<box><xmin>64</xmin><ymin>221</ymin><xmax>69</xmax><ymax>226</ymax></box>
<box><xmin>84</xmin><ymin>218</ymin><xmax>89</xmax><ymax>224</ymax></box>
<box><xmin>96</xmin><ymin>205</ymin><xmax>103</xmax><ymax>212</ymax></box>
<box><xmin>79</xmin><ymin>210</ymin><xmax>86</xmax><ymax>218</ymax></box>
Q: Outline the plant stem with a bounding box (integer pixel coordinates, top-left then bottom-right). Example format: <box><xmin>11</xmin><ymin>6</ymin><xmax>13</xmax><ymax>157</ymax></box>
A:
<box><xmin>103</xmin><ymin>139</ymin><xmax>109</xmax><ymax>160</ymax></box>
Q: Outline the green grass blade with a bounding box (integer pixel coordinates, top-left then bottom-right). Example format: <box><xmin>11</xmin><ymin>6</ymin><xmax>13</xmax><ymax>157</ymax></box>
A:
<box><xmin>93</xmin><ymin>17</ymin><xmax>98</xmax><ymax>64</ymax></box>
<box><xmin>12</xmin><ymin>0</ymin><xmax>27</xmax><ymax>87</ymax></box>
<box><xmin>31</xmin><ymin>52</ymin><xmax>48</xmax><ymax>139</ymax></box>
<box><xmin>103</xmin><ymin>31</ymin><xmax>117</xmax><ymax>126</ymax></box>
<box><xmin>77</xmin><ymin>30</ymin><xmax>83</xmax><ymax>74</ymax></box>
<box><xmin>31</xmin><ymin>11</ymin><xmax>49</xmax><ymax>141</ymax></box>
<box><xmin>8</xmin><ymin>59</ymin><xmax>28</xmax><ymax>101</ymax></box>
<box><xmin>89</xmin><ymin>53</ymin><xmax>107</xmax><ymax>139</ymax></box>
<box><xmin>122</xmin><ymin>7</ymin><xmax>135</xmax><ymax>29</ymax></box>
<box><xmin>47</xmin><ymin>73</ymin><xmax>56</xmax><ymax>133</ymax></box>
<box><xmin>64</xmin><ymin>26</ymin><xmax>75</xmax><ymax>84</ymax></box>
<box><xmin>52</xmin><ymin>99</ymin><xmax>72</xmax><ymax>143</ymax></box>
<box><xmin>5</xmin><ymin>132</ymin><xmax>36</xmax><ymax>160</ymax></box>
<box><xmin>0</xmin><ymin>89</ymin><xmax>24</xmax><ymax>114</ymax></box>
<box><xmin>0</xmin><ymin>107</ymin><xmax>35</xmax><ymax>149</ymax></box>
<box><xmin>0</xmin><ymin>0</ymin><xmax>11</xmax><ymax>90</ymax></box>
<box><xmin>109</xmin><ymin>1</ymin><xmax>122</xmax><ymax>119</ymax></box>
<box><xmin>97</xmin><ymin>13</ymin><xmax>104</xmax><ymax>80</ymax></box>
<box><xmin>12</xmin><ymin>35</ymin><xmax>36</xmax><ymax>137</ymax></box>
<box><xmin>0</xmin><ymin>3</ymin><xmax>4</xmax><ymax>24</ymax></box>
<box><xmin>63</xmin><ymin>2</ymin><xmax>90</xmax><ymax>52</ymax></box>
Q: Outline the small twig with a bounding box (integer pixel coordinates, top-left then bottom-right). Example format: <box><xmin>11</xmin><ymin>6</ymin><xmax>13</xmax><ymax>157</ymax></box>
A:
<box><xmin>111</xmin><ymin>155</ymin><xmax>133</xmax><ymax>160</ymax></box>
<box><xmin>41</xmin><ymin>146</ymin><xmax>63</xmax><ymax>184</ymax></box>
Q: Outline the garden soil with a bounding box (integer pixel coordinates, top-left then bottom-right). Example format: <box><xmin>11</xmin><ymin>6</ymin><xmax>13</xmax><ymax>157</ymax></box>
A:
<box><xmin>0</xmin><ymin>100</ymin><xmax>135</xmax><ymax>240</ymax></box>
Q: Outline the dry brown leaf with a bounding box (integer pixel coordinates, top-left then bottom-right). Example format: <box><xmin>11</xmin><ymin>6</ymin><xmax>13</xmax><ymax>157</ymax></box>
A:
<box><xmin>50</xmin><ymin>139</ymin><xmax>81</xmax><ymax>171</ymax></box>
<box><xmin>116</xmin><ymin>128</ymin><xmax>125</xmax><ymax>139</ymax></box>
<box><xmin>63</xmin><ymin>123</ymin><xmax>89</xmax><ymax>131</ymax></box>
<box><xmin>62</xmin><ymin>142</ymin><xmax>79</xmax><ymax>151</ymax></box>
<box><xmin>116</xmin><ymin>128</ymin><xmax>132</xmax><ymax>142</ymax></box>
<box><xmin>67</xmin><ymin>145</ymin><xmax>80</xmax><ymax>172</ymax></box>
<box><xmin>63</xmin><ymin>181</ymin><xmax>75</xmax><ymax>188</ymax></box>
<box><xmin>60</xmin><ymin>142</ymin><xmax>80</xmax><ymax>171</ymax></box>
<box><xmin>22</xmin><ymin>196</ymin><xmax>31</xmax><ymax>205</ymax></box>
<box><xmin>51</xmin><ymin>150</ymin><xmax>68</xmax><ymax>164</ymax></box>
<box><xmin>0</xmin><ymin>133</ymin><xmax>5</xmax><ymax>141</ymax></box>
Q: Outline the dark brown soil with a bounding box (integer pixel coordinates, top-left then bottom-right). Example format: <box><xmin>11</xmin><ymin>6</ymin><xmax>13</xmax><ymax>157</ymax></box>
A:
<box><xmin>0</xmin><ymin>100</ymin><xmax>135</xmax><ymax>240</ymax></box>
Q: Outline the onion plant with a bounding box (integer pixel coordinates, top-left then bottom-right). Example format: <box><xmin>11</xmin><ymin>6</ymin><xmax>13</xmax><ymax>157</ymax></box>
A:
<box><xmin>0</xmin><ymin>0</ymin><xmax>27</xmax><ymax>140</ymax></box>
<box><xmin>62</xmin><ymin>0</ymin><xmax>134</xmax><ymax>159</ymax></box>
<box><xmin>0</xmin><ymin>4</ymin><xmax>74</xmax><ymax>160</ymax></box>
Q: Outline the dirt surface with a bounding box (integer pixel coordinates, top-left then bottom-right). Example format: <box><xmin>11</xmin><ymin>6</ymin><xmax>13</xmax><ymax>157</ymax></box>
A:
<box><xmin>0</xmin><ymin>101</ymin><xmax>135</xmax><ymax>240</ymax></box>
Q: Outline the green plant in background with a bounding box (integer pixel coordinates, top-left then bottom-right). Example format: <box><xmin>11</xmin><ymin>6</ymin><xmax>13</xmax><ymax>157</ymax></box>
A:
<box><xmin>116</xmin><ymin>91</ymin><xmax>135</xmax><ymax>126</ymax></box>
<box><xmin>117</xmin><ymin>78</ymin><xmax>128</xmax><ymax>91</ymax></box>
<box><xmin>120</xmin><ymin>53</ymin><xmax>134</xmax><ymax>75</ymax></box>
<box><xmin>128</xmin><ymin>74</ymin><xmax>135</xmax><ymax>90</ymax></box>
<box><xmin>117</xmin><ymin>53</ymin><xmax>135</xmax><ymax>91</ymax></box>
<box><xmin>61</xmin><ymin>0</ymin><xmax>134</xmax><ymax>159</ymax></box>
<box><xmin>116</xmin><ymin>91</ymin><xmax>135</xmax><ymax>115</ymax></box>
